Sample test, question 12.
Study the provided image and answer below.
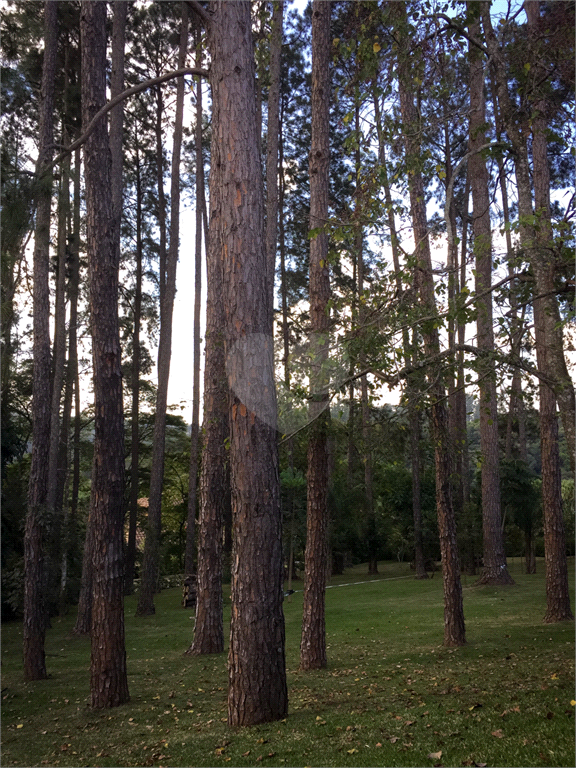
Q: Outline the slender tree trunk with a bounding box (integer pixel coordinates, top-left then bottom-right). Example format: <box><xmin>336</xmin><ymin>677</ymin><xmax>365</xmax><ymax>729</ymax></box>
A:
<box><xmin>265</xmin><ymin>0</ymin><xmax>282</xmax><ymax>313</ymax></box>
<box><xmin>300</xmin><ymin>0</ymin><xmax>332</xmax><ymax>671</ymax></box>
<box><xmin>125</xmin><ymin>138</ymin><xmax>143</xmax><ymax>596</ymax></box>
<box><xmin>23</xmin><ymin>0</ymin><xmax>58</xmax><ymax>682</ymax></box>
<box><xmin>185</xmin><ymin>30</ymin><xmax>205</xmax><ymax>588</ymax></box>
<box><xmin>81</xmin><ymin>0</ymin><xmax>129</xmax><ymax>708</ymax></box>
<box><xmin>395</xmin><ymin>1</ymin><xmax>465</xmax><ymax>646</ymax></box>
<box><xmin>373</xmin><ymin>82</ymin><xmax>427</xmax><ymax>579</ymax></box>
<box><xmin>205</xmin><ymin>1</ymin><xmax>287</xmax><ymax>725</ymax></box>
<box><xmin>137</xmin><ymin>4</ymin><xmax>189</xmax><ymax>616</ymax></box>
<box><xmin>468</xmin><ymin>11</ymin><xmax>513</xmax><ymax>586</ymax></box>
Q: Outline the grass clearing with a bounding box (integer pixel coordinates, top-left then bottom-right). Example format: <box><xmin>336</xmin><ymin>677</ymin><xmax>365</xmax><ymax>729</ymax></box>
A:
<box><xmin>2</xmin><ymin>558</ymin><xmax>574</xmax><ymax>767</ymax></box>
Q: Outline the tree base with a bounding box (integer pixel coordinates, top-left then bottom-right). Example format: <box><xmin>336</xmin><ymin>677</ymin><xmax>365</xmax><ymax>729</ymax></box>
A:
<box><xmin>474</xmin><ymin>566</ymin><xmax>515</xmax><ymax>586</ymax></box>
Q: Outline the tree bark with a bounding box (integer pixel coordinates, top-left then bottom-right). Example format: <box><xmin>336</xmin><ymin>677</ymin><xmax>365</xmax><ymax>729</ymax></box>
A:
<box><xmin>137</xmin><ymin>4</ymin><xmax>189</xmax><ymax>616</ymax></box>
<box><xmin>189</xmin><ymin>28</ymin><xmax>227</xmax><ymax>654</ymax></box>
<box><xmin>395</xmin><ymin>1</ymin><xmax>465</xmax><ymax>646</ymax></box>
<box><xmin>81</xmin><ymin>0</ymin><xmax>129</xmax><ymax>708</ymax></box>
<box><xmin>205</xmin><ymin>1</ymin><xmax>288</xmax><ymax>725</ymax></box>
<box><xmin>184</xmin><ymin>29</ymin><xmax>205</xmax><ymax>585</ymax></box>
<box><xmin>468</xmin><ymin>11</ymin><xmax>513</xmax><ymax>586</ymax></box>
<box><xmin>23</xmin><ymin>0</ymin><xmax>58</xmax><ymax>682</ymax></box>
<box><xmin>300</xmin><ymin>0</ymin><xmax>332</xmax><ymax>671</ymax></box>
<box><xmin>525</xmin><ymin>1</ymin><xmax>572</xmax><ymax>621</ymax></box>
<box><xmin>482</xmin><ymin>2</ymin><xmax>573</xmax><ymax>620</ymax></box>
<box><xmin>125</xmin><ymin>136</ymin><xmax>143</xmax><ymax>596</ymax></box>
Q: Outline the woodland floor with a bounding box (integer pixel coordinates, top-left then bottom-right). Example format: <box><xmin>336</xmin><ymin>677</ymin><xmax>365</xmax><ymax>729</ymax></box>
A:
<box><xmin>1</xmin><ymin>558</ymin><xmax>575</xmax><ymax>768</ymax></box>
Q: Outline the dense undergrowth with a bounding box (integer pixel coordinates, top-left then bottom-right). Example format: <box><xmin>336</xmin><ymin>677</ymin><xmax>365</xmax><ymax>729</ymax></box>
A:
<box><xmin>1</xmin><ymin>558</ymin><xmax>574</xmax><ymax>767</ymax></box>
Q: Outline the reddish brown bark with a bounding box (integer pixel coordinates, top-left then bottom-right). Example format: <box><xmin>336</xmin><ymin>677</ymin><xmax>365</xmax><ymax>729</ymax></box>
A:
<box><xmin>81</xmin><ymin>0</ymin><xmax>129</xmax><ymax>708</ymax></box>
<box><xmin>206</xmin><ymin>1</ymin><xmax>287</xmax><ymax>725</ymax></box>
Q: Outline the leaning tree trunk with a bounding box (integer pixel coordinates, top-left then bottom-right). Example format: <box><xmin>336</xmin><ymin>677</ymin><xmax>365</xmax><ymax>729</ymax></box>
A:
<box><xmin>23</xmin><ymin>0</ymin><xmax>58</xmax><ymax>682</ymax></box>
<box><xmin>300</xmin><ymin>0</ymin><xmax>332</xmax><ymax>672</ymax></box>
<box><xmin>206</xmin><ymin>0</ymin><xmax>288</xmax><ymax>726</ymax></box>
<box><xmin>467</xmin><ymin>11</ymin><xmax>513</xmax><ymax>586</ymax></box>
<box><xmin>395</xmin><ymin>1</ymin><xmax>465</xmax><ymax>646</ymax></box>
<box><xmin>81</xmin><ymin>0</ymin><xmax>129</xmax><ymax>708</ymax></box>
<box><xmin>137</xmin><ymin>4</ymin><xmax>189</xmax><ymax>616</ymax></box>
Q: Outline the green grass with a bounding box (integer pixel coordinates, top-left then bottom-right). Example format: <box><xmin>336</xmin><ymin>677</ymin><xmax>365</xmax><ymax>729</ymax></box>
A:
<box><xmin>2</xmin><ymin>558</ymin><xmax>574</xmax><ymax>767</ymax></box>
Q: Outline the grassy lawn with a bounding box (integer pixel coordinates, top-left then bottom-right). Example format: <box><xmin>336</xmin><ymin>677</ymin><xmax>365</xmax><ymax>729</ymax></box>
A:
<box><xmin>1</xmin><ymin>558</ymin><xmax>574</xmax><ymax>767</ymax></box>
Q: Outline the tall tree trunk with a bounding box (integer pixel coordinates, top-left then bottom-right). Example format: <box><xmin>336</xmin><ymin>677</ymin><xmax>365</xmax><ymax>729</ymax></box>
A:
<box><xmin>300</xmin><ymin>0</ymin><xmax>332</xmax><ymax>671</ymax></box>
<box><xmin>125</xmin><ymin>137</ymin><xmax>143</xmax><ymax>596</ymax></box>
<box><xmin>184</xmin><ymin>30</ymin><xmax>205</xmax><ymax>587</ymax></box>
<box><xmin>525</xmin><ymin>1</ymin><xmax>572</xmax><ymax>621</ymax></box>
<box><xmin>81</xmin><ymin>0</ymin><xmax>129</xmax><ymax>708</ymax></box>
<box><xmin>265</xmin><ymin>0</ymin><xmax>283</xmax><ymax>312</ymax></box>
<box><xmin>137</xmin><ymin>4</ymin><xmax>189</xmax><ymax>616</ymax></box>
<box><xmin>205</xmin><ymin>1</ymin><xmax>287</xmax><ymax>725</ymax></box>
<box><xmin>23</xmin><ymin>0</ymin><xmax>58</xmax><ymax>682</ymax></box>
<box><xmin>482</xmin><ymin>3</ymin><xmax>573</xmax><ymax>620</ymax></box>
<box><xmin>468</xmin><ymin>10</ymin><xmax>513</xmax><ymax>586</ymax></box>
<box><xmin>395</xmin><ymin>1</ymin><xmax>465</xmax><ymax>645</ymax></box>
<box><xmin>373</xmin><ymin>82</ymin><xmax>427</xmax><ymax>579</ymax></box>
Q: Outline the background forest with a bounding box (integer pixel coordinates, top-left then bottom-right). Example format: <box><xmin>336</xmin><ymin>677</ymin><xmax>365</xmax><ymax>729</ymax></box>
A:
<box><xmin>1</xmin><ymin>0</ymin><xmax>574</xmax><ymax>728</ymax></box>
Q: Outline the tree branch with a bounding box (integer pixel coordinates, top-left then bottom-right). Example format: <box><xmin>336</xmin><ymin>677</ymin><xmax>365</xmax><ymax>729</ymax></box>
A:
<box><xmin>47</xmin><ymin>66</ymin><xmax>209</xmax><ymax>173</ymax></box>
<box><xmin>185</xmin><ymin>1</ymin><xmax>212</xmax><ymax>27</ymax></box>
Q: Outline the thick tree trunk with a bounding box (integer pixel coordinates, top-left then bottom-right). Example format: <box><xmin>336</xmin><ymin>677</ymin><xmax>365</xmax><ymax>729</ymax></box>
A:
<box><xmin>395</xmin><ymin>1</ymin><xmax>465</xmax><ymax>646</ymax></box>
<box><xmin>265</xmin><ymin>0</ymin><xmax>282</xmax><ymax>312</ymax></box>
<box><xmin>468</xmin><ymin>12</ymin><xmax>513</xmax><ymax>586</ymax></box>
<box><xmin>185</xmin><ymin>32</ymin><xmax>205</xmax><ymax>585</ymax></box>
<box><xmin>81</xmin><ymin>0</ymin><xmax>129</xmax><ymax>708</ymax></box>
<box><xmin>300</xmin><ymin>0</ymin><xmax>332</xmax><ymax>671</ymax></box>
<box><xmin>137</xmin><ymin>5</ymin><xmax>189</xmax><ymax>616</ymax></box>
<box><xmin>23</xmin><ymin>0</ymin><xmax>58</xmax><ymax>682</ymax></box>
<box><xmin>205</xmin><ymin>1</ymin><xmax>287</xmax><ymax>725</ymax></box>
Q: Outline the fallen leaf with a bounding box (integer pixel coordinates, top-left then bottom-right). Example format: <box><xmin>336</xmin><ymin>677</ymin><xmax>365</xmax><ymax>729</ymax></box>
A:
<box><xmin>405</xmin><ymin>720</ymin><xmax>415</xmax><ymax>726</ymax></box>
<box><xmin>242</xmin><ymin>751</ymin><xmax>250</xmax><ymax>757</ymax></box>
<box><xmin>375</xmin><ymin>742</ymin><xmax>382</xmax><ymax>747</ymax></box>
<box><xmin>16</xmin><ymin>724</ymin><xmax>23</xmax><ymax>729</ymax></box>
<box><xmin>390</xmin><ymin>736</ymin><xmax>399</xmax><ymax>744</ymax></box>
<box><xmin>491</xmin><ymin>729</ymin><xmax>504</xmax><ymax>738</ymax></box>
<box><xmin>427</xmin><ymin>751</ymin><xmax>442</xmax><ymax>760</ymax></box>
<box><xmin>347</xmin><ymin>748</ymin><xmax>358</xmax><ymax>754</ymax></box>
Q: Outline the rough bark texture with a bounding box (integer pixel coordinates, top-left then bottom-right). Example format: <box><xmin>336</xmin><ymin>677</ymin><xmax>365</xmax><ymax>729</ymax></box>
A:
<box><xmin>137</xmin><ymin>5</ymin><xmax>188</xmax><ymax>616</ymax></box>
<box><xmin>206</xmin><ymin>1</ymin><xmax>287</xmax><ymax>725</ymax></box>
<box><xmin>525</xmin><ymin>2</ymin><xmax>572</xmax><ymax>621</ymax></box>
<box><xmin>395</xmin><ymin>1</ymin><xmax>465</xmax><ymax>646</ymax></box>
<box><xmin>300</xmin><ymin>0</ymin><xmax>332</xmax><ymax>671</ymax></box>
<box><xmin>81</xmin><ymin>0</ymin><xmax>129</xmax><ymax>708</ymax></box>
<box><xmin>23</xmin><ymin>0</ymin><xmax>58</xmax><ymax>682</ymax></box>
<box><xmin>468</xmin><ymin>13</ymin><xmax>513</xmax><ymax>586</ymax></box>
